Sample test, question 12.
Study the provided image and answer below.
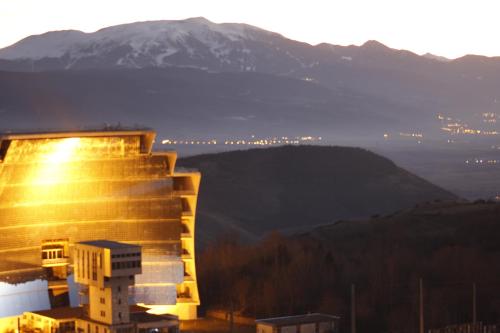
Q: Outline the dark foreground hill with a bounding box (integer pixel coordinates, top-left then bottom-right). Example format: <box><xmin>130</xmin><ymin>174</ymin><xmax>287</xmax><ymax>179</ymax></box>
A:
<box><xmin>177</xmin><ymin>145</ymin><xmax>457</xmax><ymax>244</ymax></box>
<box><xmin>197</xmin><ymin>201</ymin><xmax>500</xmax><ymax>332</ymax></box>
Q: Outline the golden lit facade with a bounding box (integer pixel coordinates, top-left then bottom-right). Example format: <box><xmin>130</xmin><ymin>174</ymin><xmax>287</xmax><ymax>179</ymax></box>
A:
<box><xmin>0</xmin><ymin>130</ymin><xmax>200</xmax><ymax>320</ymax></box>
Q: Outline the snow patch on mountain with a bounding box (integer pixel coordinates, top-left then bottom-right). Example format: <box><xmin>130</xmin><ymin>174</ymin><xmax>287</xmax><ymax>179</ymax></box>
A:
<box><xmin>422</xmin><ymin>52</ymin><xmax>451</xmax><ymax>62</ymax></box>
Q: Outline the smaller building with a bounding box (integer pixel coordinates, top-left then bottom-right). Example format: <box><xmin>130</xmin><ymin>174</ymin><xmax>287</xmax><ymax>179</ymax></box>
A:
<box><xmin>255</xmin><ymin>314</ymin><xmax>340</xmax><ymax>333</ymax></box>
<box><xmin>17</xmin><ymin>240</ymin><xmax>179</xmax><ymax>333</ymax></box>
<box><xmin>19</xmin><ymin>306</ymin><xmax>178</xmax><ymax>333</ymax></box>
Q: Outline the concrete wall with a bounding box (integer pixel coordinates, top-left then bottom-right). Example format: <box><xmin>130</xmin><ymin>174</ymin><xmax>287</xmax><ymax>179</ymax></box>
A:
<box><xmin>319</xmin><ymin>321</ymin><xmax>334</xmax><ymax>333</ymax></box>
<box><xmin>300</xmin><ymin>323</ymin><xmax>316</xmax><ymax>333</ymax></box>
<box><xmin>256</xmin><ymin>324</ymin><xmax>274</xmax><ymax>333</ymax></box>
<box><xmin>281</xmin><ymin>325</ymin><xmax>297</xmax><ymax>333</ymax></box>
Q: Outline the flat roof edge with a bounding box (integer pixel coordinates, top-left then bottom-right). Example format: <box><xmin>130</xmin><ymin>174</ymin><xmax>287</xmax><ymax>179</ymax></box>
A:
<box><xmin>255</xmin><ymin>313</ymin><xmax>341</xmax><ymax>325</ymax></box>
<box><xmin>0</xmin><ymin>129</ymin><xmax>155</xmax><ymax>141</ymax></box>
<box><xmin>0</xmin><ymin>129</ymin><xmax>157</xmax><ymax>154</ymax></box>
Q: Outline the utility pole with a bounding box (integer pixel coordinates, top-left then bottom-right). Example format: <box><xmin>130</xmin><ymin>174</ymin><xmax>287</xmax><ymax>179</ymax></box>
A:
<box><xmin>472</xmin><ymin>282</ymin><xmax>477</xmax><ymax>324</ymax></box>
<box><xmin>229</xmin><ymin>298</ymin><xmax>234</xmax><ymax>333</ymax></box>
<box><xmin>351</xmin><ymin>283</ymin><xmax>356</xmax><ymax>333</ymax></box>
<box><xmin>419</xmin><ymin>278</ymin><xmax>424</xmax><ymax>333</ymax></box>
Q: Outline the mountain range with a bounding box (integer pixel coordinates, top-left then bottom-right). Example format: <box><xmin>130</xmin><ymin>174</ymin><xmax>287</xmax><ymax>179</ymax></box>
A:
<box><xmin>1</xmin><ymin>17</ymin><xmax>500</xmax><ymax>141</ymax></box>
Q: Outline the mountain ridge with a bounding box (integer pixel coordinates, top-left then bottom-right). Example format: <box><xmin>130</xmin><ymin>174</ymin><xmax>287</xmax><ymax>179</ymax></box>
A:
<box><xmin>1</xmin><ymin>17</ymin><xmax>495</xmax><ymax>63</ymax></box>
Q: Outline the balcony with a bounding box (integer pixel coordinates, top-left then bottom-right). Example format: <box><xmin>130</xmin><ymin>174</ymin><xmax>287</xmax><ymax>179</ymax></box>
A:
<box><xmin>181</xmin><ymin>210</ymin><xmax>193</xmax><ymax>217</ymax></box>
<box><xmin>183</xmin><ymin>275</ymin><xmax>195</xmax><ymax>282</ymax></box>
<box><xmin>42</xmin><ymin>258</ymin><xmax>69</xmax><ymax>268</ymax></box>
<box><xmin>48</xmin><ymin>279</ymin><xmax>68</xmax><ymax>290</ymax></box>
<box><xmin>174</xmin><ymin>190</ymin><xmax>196</xmax><ymax>196</ymax></box>
<box><xmin>176</xmin><ymin>291</ymin><xmax>195</xmax><ymax>303</ymax></box>
<box><xmin>181</xmin><ymin>232</ymin><xmax>192</xmax><ymax>239</ymax></box>
<box><xmin>181</xmin><ymin>252</ymin><xmax>193</xmax><ymax>260</ymax></box>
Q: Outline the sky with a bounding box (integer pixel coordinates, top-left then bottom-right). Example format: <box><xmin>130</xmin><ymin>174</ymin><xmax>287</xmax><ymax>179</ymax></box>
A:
<box><xmin>0</xmin><ymin>0</ymin><xmax>499</xmax><ymax>59</ymax></box>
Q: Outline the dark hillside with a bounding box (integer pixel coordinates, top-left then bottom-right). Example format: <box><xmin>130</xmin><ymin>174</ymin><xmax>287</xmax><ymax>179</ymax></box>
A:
<box><xmin>0</xmin><ymin>68</ymin><xmax>409</xmax><ymax>140</ymax></box>
<box><xmin>177</xmin><ymin>145</ymin><xmax>457</xmax><ymax>244</ymax></box>
<box><xmin>197</xmin><ymin>201</ymin><xmax>500</xmax><ymax>332</ymax></box>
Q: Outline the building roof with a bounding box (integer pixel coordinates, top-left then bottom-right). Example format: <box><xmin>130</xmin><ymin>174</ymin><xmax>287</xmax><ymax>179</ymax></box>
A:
<box><xmin>255</xmin><ymin>314</ymin><xmax>340</xmax><ymax>327</ymax></box>
<box><xmin>32</xmin><ymin>307</ymin><xmax>84</xmax><ymax>320</ymax></box>
<box><xmin>129</xmin><ymin>304</ymin><xmax>151</xmax><ymax>313</ymax></box>
<box><xmin>130</xmin><ymin>312</ymin><xmax>178</xmax><ymax>324</ymax></box>
<box><xmin>0</xmin><ymin>129</ymin><xmax>156</xmax><ymax>154</ymax></box>
<box><xmin>0</xmin><ymin>129</ymin><xmax>154</xmax><ymax>140</ymax></box>
<box><xmin>30</xmin><ymin>306</ymin><xmax>174</xmax><ymax>323</ymax></box>
<box><xmin>78</xmin><ymin>240</ymin><xmax>141</xmax><ymax>250</ymax></box>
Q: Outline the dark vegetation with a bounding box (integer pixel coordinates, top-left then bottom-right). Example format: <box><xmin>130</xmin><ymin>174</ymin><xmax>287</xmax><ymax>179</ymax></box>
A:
<box><xmin>197</xmin><ymin>201</ymin><xmax>500</xmax><ymax>333</ymax></box>
<box><xmin>178</xmin><ymin>145</ymin><xmax>457</xmax><ymax>245</ymax></box>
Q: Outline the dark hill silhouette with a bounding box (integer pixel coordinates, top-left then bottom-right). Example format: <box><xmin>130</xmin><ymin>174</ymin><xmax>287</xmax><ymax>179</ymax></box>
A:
<box><xmin>177</xmin><ymin>145</ymin><xmax>457</xmax><ymax>244</ymax></box>
<box><xmin>197</xmin><ymin>200</ymin><xmax>500</xmax><ymax>332</ymax></box>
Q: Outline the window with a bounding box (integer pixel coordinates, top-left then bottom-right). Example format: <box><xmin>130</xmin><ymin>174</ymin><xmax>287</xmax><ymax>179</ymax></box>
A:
<box><xmin>100</xmin><ymin>297</ymin><xmax>105</xmax><ymax>304</ymax></box>
<box><xmin>100</xmin><ymin>311</ymin><xmax>105</xmax><ymax>317</ymax></box>
<box><xmin>87</xmin><ymin>251</ymin><xmax>90</xmax><ymax>279</ymax></box>
<box><xmin>92</xmin><ymin>252</ymin><xmax>97</xmax><ymax>281</ymax></box>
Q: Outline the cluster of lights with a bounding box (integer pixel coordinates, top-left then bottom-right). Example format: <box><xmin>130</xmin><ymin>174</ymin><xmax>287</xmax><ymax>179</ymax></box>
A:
<box><xmin>440</xmin><ymin>125</ymin><xmax>499</xmax><ymax>135</ymax></box>
<box><xmin>465</xmin><ymin>159</ymin><xmax>499</xmax><ymax>165</ymax></box>
<box><xmin>399</xmin><ymin>132</ymin><xmax>423</xmax><ymax>138</ymax></box>
<box><xmin>382</xmin><ymin>132</ymin><xmax>422</xmax><ymax>143</ymax></box>
<box><xmin>161</xmin><ymin>136</ymin><xmax>322</xmax><ymax>146</ymax></box>
<box><xmin>162</xmin><ymin>139</ymin><xmax>217</xmax><ymax>145</ymax></box>
<box><xmin>437</xmin><ymin>114</ymin><xmax>453</xmax><ymax>121</ymax></box>
<box><xmin>482</xmin><ymin>112</ymin><xmax>498</xmax><ymax>123</ymax></box>
<box><xmin>438</xmin><ymin>114</ymin><xmax>500</xmax><ymax>135</ymax></box>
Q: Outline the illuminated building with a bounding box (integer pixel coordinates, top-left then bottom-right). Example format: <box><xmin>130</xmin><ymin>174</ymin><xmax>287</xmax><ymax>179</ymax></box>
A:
<box><xmin>0</xmin><ymin>130</ymin><xmax>200</xmax><ymax>320</ymax></box>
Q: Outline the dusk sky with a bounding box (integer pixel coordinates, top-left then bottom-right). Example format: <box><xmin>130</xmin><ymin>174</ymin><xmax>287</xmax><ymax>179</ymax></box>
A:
<box><xmin>0</xmin><ymin>0</ymin><xmax>499</xmax><ymax>59</ymax></box>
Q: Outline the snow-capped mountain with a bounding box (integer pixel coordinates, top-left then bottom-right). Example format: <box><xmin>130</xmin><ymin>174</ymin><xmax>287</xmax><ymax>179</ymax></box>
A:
<box><xmin>0</xmin><ymin>17</ymin><xmax>260</xmax><ymax>60</ymax></box>
<box><xmin>0</xmin><ymin>17</ymin><xmax>312</xmax><ymax>72</ymax></box>
<box><xmin>1</xmin><ymin>17</ymin><xmax>443</xmax><ymax>75</ymax></box>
